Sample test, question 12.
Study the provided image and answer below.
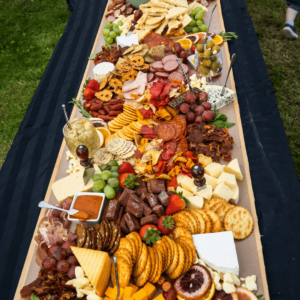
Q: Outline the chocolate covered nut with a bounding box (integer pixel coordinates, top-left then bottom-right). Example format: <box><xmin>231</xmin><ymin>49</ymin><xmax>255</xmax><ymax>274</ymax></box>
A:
<box><xmin>152</xmin><ymin>205</ymin><xmax>165</xmax><ymax>217</ymax></box>
<box><xmin>158</xmin><ymin>191</ymin><xmax>169</xmax><ymax>208</ymax></box>
<box><xmin>147</xmin><ymin>179</ymin><xmax>166</xmax><ymax>194</ymax></box>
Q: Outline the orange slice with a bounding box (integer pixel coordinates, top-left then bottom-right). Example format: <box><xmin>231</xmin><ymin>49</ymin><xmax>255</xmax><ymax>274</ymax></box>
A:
<box><xmin>213</xmin><ymin>34</ymin><xmax>223</xmax><ymax>45</ymax></box>
<box><xmin>198</xmin><ymin>281</ymin><xmax>215</xmax><ymax>300</ymax></box>
<box><xmin>235</xmin><ymin>287</ymin><xmax>258</xmax><ymax>300</ymax></box>
<box><xmin>96</xmin><ymin>127</ymin><xmax>111</xmax><ymax>147</ymax></box>
<box><xmin>177</xmin><ymin>39</ymin><xmax>192</xmax><ymax>50</ymax></box>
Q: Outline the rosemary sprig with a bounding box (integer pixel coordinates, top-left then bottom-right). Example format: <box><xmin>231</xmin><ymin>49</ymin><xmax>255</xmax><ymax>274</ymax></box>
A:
<box><xmin>218</xmin><ymin>31</ymin><xmax>238</xmax><ymax>41</ymax></box>
<box><xmin>69</xmin><ymin>98</ymin><xmax>92</xmax><ymax>118</ymax></box>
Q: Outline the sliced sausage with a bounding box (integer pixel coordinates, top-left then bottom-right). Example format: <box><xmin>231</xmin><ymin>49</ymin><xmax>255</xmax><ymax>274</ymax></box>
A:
<box><xmin>114</xmin><ymin>9</ymin><xmax>121</xmax><ymax>18</ymax></box>
<box><xmin>126</xmin><ymin>7</ymin><xmax>134</xmax><ymax>14</ymax></box>
<box><xmin>152</xmin><ymin>61</ymin><xmax>164</xmax><ymax>70</ymax></box>
<box><xmin>108</xmin><ymin>2</ymin><xmax>116</xmax><ymax>10</ymax></box>
<box><xmin>164</xmin><ymin>60</ymin><xmax>179</xmax><ymax>72</ymax></box>
<box><xmin>168</xmin><ymin>71</ymin><xmax>186</xmax><ymax>83</ymax></box>
<box><xmin>177</xmin><ymin>63</ymin><xmax>189</xmax><ymax>74</ymax></box>
<box><xmin>107</xmin><ymin>16</ymin><xmax>116</xmax><ymax>23</ymax></box>
<box><xmin>147</xmin><ymin>73</ymin><xmax>155</xmax><ymax>82</ymax></box>
<box><xmin>154</xmin><ymin>55</ymin><xmax>163</xmax><ymax>61</ymax></box>
<box><xmin>105</xmin><ymin>10</ymin><xmax>115</xmax><ymax>17</ymax></box>
<box><xmin>162</xmin><ymin>54</ymin><xmax>178</xmax><ymax>64</ymax></box>
<box><xmin>156</xmin><ymin>72</ymin><xmax>170</xmax><ymax>79</ymax></box>
<box><xmin>120</xmin><ymin>4</ymin><xmax>126</xmax><ymax>12</ymax></box>
<box><xmin>150</xmin><ymin>66</ymin><xmax>156</xmax><ymax>73</ymax></box>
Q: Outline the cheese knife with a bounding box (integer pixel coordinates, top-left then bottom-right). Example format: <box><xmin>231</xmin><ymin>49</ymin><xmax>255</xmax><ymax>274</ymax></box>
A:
<box><xmin>220</xmin><ymin>53</ymin><xmax>236</xmax><ymax>96</ymax></box>
<box><xmin>176</xmin><ymin>58</ymin><xmax>196</xmax><ymax>94</ymax></box>
<box><xmin>203</xmin><ymin>4</ymin><xmax>217</xmax><ymax>48</ymax></box>
<box><xmin>113</xmin><ymin>256</ymin><xmax>120</xmax><ymax>300</ymax></box>
<box><xmin>76</xmin><ymin>145</ymin><xmax>95</xmax><ymax>185</ymax></box>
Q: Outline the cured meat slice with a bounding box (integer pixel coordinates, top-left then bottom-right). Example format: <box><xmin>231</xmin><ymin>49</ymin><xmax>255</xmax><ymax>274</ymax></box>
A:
<box><xmin>120</xmin><ymin>5</ymin><xmax>126</xmax><ymax>12</ymax></box>
<box><xmin>164</xmin><ymin>60</ymin><xmax>179</xmax><ymax>72</ymax></box>
<box><xmin>122</xmin><ymin>80</ymin><xmax>139</xmax><ymax>92</ymax></box>
<box><xmin>164</xmin><ymin>141</ymin><xmax>177</xmax><ymax>152</ymax></box>
<box><xmin>168</xmin><ymin>71</ymin><xmax>186</xmax><ymax>83</ymax></box>
<box><xmin>154</xmin><ymin>55</ymin><xmax>163</xmax><ymax>61</ymax></box>
<box><xmin>114</xmin><ymin>9</ymin><xmax>121</xmax><ymax>18</ymax></box>
<box><xmin>176</xmin><ymin>63</ymin><xmax>189</xmax><ymax>74</ymax></box>
<box><xmin>150</xmin><ymin>66</ymin><xmax>156</xmax><ymax>73</ymax></box>
<box><xmin>126</xmin><ymin>7</ymin><xmax>134</xmax><ymax>14</ymax></box>
<box><xmin>154</xmin><ymin>123</ymin><xmax>176</xmax><ymax>142</ymax></box>
<box><xmin>147</xmin><ymin>73</ymin><xmax>155</xmax><ymax>82</ymax></box>
<box><xmin>143</xmin><ymin>33</ymin><xmax>175</xmax><ymax>49</ymax></box>
<box><xmin>155</xmin><ymin>72</ymin><xmax>170</xmax><ymax>79</ymax></box>
<box><xmin>152</xmin><ymin>61</ymin><xmax>164</xmax><ymax>70</ymax></box>
<box><xmin>162</xmin><ymin>54</ymin><xmax>178</xmax><ymax>64</ymax></box>
<box><xmin>107</xmin><ymin>16</ymin><xmax>116</xmax><ymax>22</ymax></box>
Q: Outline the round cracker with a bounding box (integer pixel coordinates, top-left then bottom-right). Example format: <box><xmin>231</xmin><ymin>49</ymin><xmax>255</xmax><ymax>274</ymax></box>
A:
<box><xmin>169</xmin><ymin>226</ymin><xmax>193</xmax><ymax>240</ymax></box>
<box><xmin>181</xmin><ymin>210</ymin><xmax>199</xmax><ymax>234</ymax></box>
<box><xmin>203</xmin><ymin>209</ymin><xmax>222</xmax><ymax>233</ymax></box>
<box><xmin>114</xmin><ymin>247</ymin><xmax>133</xmax><ymax>268</ymax></box>
<box><xmin>118</xmin><ymin>238</ymin><xmax>134</xmax><ymax>261</ymax></box>
<box><xmin>161</xmin><ymin>236</ymin><xmax>172</xmax><ymax>272</ymax></box>
<box><xmin>128</xmin><ymin>231</ymin><xmax>143</xmax><ymax>259</ymax></box>
<box><xmin>134</xmin><ymin>254</ymin><xmax>152</xmax><ymax>286</ymax></box>
<box><xmin>149</xmin><ymin>247</ymin><xmax>158</xmax><ymax>283</ymax></box>
<box><xmin>132</xmin><ymin>243</ymin><xmax>148</xmax><ymax>277</ymax></box>
<box><xmin>176</xmin><ymin>239</ymin><xmax>190</xmax><ymax>274</ymax></box>
<box><xmin>193</xmin><ymin>209</ymin><xmax>212</xmax><ymax>233</ymax></box>
<box><xmin>188</xmin><ymin>209</ymin><xmax>206</xmax><ymax>234</ymax></box>
<box><xmin>126</xmin><ymin>235</ymin><xmax>138</xmax><ymax>263</ymax></box>
<box><xmin>173</xmin><ymin>213</ymin><xmax>193</xmax><ymax>233</ymax></box>
<box><xmin>168</xmin><ymin>243</ymin><xmax>185</xmax><ymax>279</ymax></box>
<box><xmin>151</xmin><ymin>245</ymin><xmax>163</xmax><ymax>283</ymax></box>
<box><xmin>175</xmin><ymin>237</ymin><xmax>196</xmax><ymax>266</ymax></box>
<box><xmin>153</xmin><ymin>241</ymin><xmax>165</xmax><ymax>272</ymax></box>
<box><xmin>224</xmin><ymin>206</ymin><xmax>254</xmax><ymax>240</ymax></box>
<box><xmin>111</xmin><ymin>257</ymin><xmax>131</xmax><ymax>288</ymax></box>
<box><xmin>165</xmin><ymin>242</ymin><xmax>179</xmax><ymax>275</ymax></box>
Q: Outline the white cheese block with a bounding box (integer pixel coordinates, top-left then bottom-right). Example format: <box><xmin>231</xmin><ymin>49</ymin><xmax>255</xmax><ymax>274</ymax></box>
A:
<box><xmin>176</xmin><ymin>186</ymin><xmax>193</xmax><ymax>198</ymax></box>
<box><xmin>176</xmin><ymin>173</ymin><xmax>186</xmax><ymax>187</ymax></box>
<box><xmin>52</xmin><ymin>164</ymin><xmax>100</xmax><ymax>203</ymax></box>
<box><xmin>192</xmin><ymin>231</ymin><xmax>239</xmax><ymax>275</ymax></box>
<box><xmin>93</xmin><ymin>62</ymin><xmax>115</xmax><ymax>83</ymax></box>
<box><xmin>205</xmin><ymin>163</ymin><xmax>224</xmax><ymax>178</ymax></box>
<box><xmin>229</xmin><ymin>185</ymin><xmax>239</xmax><ymax>205</ymax></box>
<box><xmin>192</xmin><ymin>185</ymin><xmax>213</xmax><ymax>200</ymax></box>
<box><xmin>203</xmin><ymin>174</ymin><xmax>218</xmax><ymax>190</ymax></box>
<box><xmin>225</xmin><ymin>158</ymin><xmax>243</xmax><ymax>180</ymax></box>
<box><xmin>181</xmin><ymin>176</ymin><xmax>197</xmax><ymax>193</ymax></box>
<box><xmin>186</xmin><ymin>196</ymin><xmax>204</xmax><ymax>209</ymax></box>
<box><xmin>212</xmin><ymin>182</ymin><xmax>233</xmax><ymax>201</ymax></box>
<box><xmin>217</xmin><ymin>172</ymin><xmax>237</xmax><ymax>189</ymax></box>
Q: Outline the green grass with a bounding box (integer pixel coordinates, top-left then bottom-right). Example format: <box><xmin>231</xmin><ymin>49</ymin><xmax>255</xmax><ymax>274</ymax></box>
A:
<box><xmin>0</xmin><ymin>0</ymin><xmax>70</xmax><ymax>168</ymax></box>
<box><xmin>245</xmin><ymin>0</ymin><xmax>300</xmax><ymax>177</ymax></box>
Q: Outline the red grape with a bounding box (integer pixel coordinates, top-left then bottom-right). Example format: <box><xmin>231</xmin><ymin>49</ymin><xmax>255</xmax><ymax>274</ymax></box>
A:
<box><xmin>195</xmin><ymin>116</ymin><xmax>203</xmax><ymax>124</ymax></box>
<box><xmin>194</xmin><ymin>106</ymin><xmax>205</xmax><ymax>115</ymax></box>
<box><xmin>201</xmin><ymin>102</ymin><xmax>212</xmax><ymax>110</ymax></box>
<box><xmin>68</xmin><ymin>266</ymin><xmax>77</xmax><ymax>279</ymax></box>
<box><xmin>180</xmin><ymin>51</ymin><xmax>188</xmax><ymax>62</ymax></box>
<box><xmin>202</xmin><ymin>110</ymin><xmax>215</xmax><ymax>122</ymax></box>
<box><xmin>56</xmin><ymin>260</ymin><xmax>70</xmax><ymax>273</ymax></box>
<box><xmin>186</xmin><ymin>111</ymin><xmax>196</xmax><ymax>122</ymax></box>
<box><xmin>67</xmin><ymin>255</ymin><xmax>79</xmax><ymax>266</ymax></box>
<box><xmin>186</xmin><ymin>49</ymin><xmax>193</xmax><ymax>57</ymax></box>
<box><xmin>199</xmin><ymin>92</ymin><xmax>209</xmax><ymax>102</ymax></box>
<box><xmin>191</xmin><ymin>104</ymin><xmax>198</xmax><ymax>111</ymax></box>
<box><xmin>185</xmin><ymin>92</ymin><xmax>196</xmax><ymax>104</ymax></box>
<box><xmin>47</xmin><ymin>245</ymin><xmax>59</xmax><ymax>258</ymax></box>
<box><xmin>62</xmin><ymin>241</ymin><xmax>75</xmax><ymax>256</ymax></box>
<box><xmin>164</xmin><ymin>45</ymin><xmax>172</xmax><ymax>53</ymax></box>
<box><xmin>53</xmin><ymin>247</ymin><xmax>67</xmax><ymax>261</ymax></box>
<box><xmin>174</xmin><ymin>43</ymin><xmax>182</xmax><ymax>55</ymax></box>
<box><xmin>42</xmin><ymin>257</ymin><xmax>57</xmax><ymax>271</ymax></box>
<box><xmin>180</xmin><ymin>103</ymin><xmax>190</xmax><ymax>114</ymax></box>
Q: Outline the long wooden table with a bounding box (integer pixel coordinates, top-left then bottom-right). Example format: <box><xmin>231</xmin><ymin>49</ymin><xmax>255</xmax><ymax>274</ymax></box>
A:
<box><xmin>13</xmin><ymin>1</ymin><xmax>270</xmax><ymax>299</ymax></box>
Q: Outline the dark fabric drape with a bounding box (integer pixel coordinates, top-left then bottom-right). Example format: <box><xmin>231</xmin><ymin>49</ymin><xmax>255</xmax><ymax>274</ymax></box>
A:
<box><xmin>1</xmin><ymin>0</ymin><xmax>300</xmax><ymax>299</ymax></box>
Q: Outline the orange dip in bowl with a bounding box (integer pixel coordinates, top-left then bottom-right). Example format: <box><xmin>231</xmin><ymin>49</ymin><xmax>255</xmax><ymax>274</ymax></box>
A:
<box><xmin>70</xmin><ymin>195</ymin><xmax>103</xmax><ymax>220</ymax></box>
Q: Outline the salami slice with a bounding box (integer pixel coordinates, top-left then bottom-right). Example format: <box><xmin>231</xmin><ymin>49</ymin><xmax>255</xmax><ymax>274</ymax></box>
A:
<box><xmin>164</xmin><ymin>60</ymin><xmax>179</xmax><ymax>72</ymax></box>
<box><xmin>114</xmin><ymin>9</ymin><xmax>121</xmax><ymax>18</ymax></box>
<box><xmin>152</xmin><ymin>61</ymin><xmax>164</xmax><ymax>70</ymax></box>
<box><xmin>164</xmin><ymin>141</ymin><xmax>177</xmax><ymax>152</ymax></box>
<box><xmin>154</xmin><ymin>123</ymin><xmax>176</xmax><ymax>142</ymax></box>
<box><xmin>107</xmin><ymin>16</ymin><xmax>116</xmax><ymax>22</ymax></box>
<box><xmin>155</xmin><ymin>72</ymin><xmax>170</xmax><ymax>79</ymax></box>
<box><xmin>176</xmin><ymin>63</ymin><xmax>189</xmax><ymax>74</ymax></box>
<box><xmin>168</xmin><ymin>71</ymin><xmax>186</xmax><ymax>83</ymax></box>
<box><xmin>147</xmin><ymin>73</ymin><xmax>155</xmax><ymax>82</ymax></box>
<box><xmin>162</xmin><ymin>54</ymin><xmax>178</xmax><ymax>64</ymax></box>
<box><xmin>150</xmin><ymin>66</ymin><xmax>156</xmax><ymax>73</ymax></box>
<box><xmin>154</xmin><ymin>55</ymin><xmax>163</xmax><ymax>61</ymax></box>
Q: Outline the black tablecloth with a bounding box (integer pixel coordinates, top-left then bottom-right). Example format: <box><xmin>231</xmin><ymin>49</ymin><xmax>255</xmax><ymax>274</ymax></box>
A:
<box><xmin>1</xmin><ymin>0</ymin><xmax>300</xmax><ymax>299</ymax></box>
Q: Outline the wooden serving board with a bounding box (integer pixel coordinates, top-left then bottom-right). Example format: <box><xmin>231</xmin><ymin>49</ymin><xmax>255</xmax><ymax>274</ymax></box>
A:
<box><xmin>13</xmin><ymin>1</ymin><xmax>270</xmax><ymax>299</ymax></box>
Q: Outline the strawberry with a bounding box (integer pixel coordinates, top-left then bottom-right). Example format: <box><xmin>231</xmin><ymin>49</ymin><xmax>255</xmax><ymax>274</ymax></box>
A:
<box><xmin>118</xmin><ymin>173</ymin><xmax>139</xmax><ymax>189</ymax></box>
<box><xmin>157</xmin><ymin>215</ymin><xmax>174</xmax><ymax>235</ymax></box>
<box><xmin>139</xmin><ymin>225</ymin><xmax>161</xmax><ymax>245</ymax></box>
<box><xmin>84</xmin><ymin>88</ymin><xmax>96</xmax><ymax>101</ymax></box>
<box><xmin>118</xmin><ymin>162</ymin><xmax>136</xmax><ymax>175</ymax></box>
<box><xmin>191</xmin><ymin>45</ymin><xmax>196</xmax><ymax>54</ymax></box>
<box><xmin>165</xmin><ymin>192</ymin><xmax>189</xmax><ymax>215</ymax></box>
<box><xmin>85</xmin><ymin>79</ymin><xmax>100</xmax><ymax>92</ymax></box>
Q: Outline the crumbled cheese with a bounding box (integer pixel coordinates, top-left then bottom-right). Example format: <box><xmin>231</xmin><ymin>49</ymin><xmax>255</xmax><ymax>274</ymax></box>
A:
<box><xmin>241</xmin><ymin>283</ymin><xmax>247</xmax><ymax>288</ymax></box>
<box><xmin>245</xmin><ymin>276</ymin><xmax>257</xmax><ymax>291</ymax></box>
<box><xmin>213</xmin><ymin>50</ymin><xmax>217</xmax><ymax>55</ymax></box>
<box><xmin>223</xmin><ymin>282</ymin><xmax>236</xmax><ymax>294</ymax></box>
<box><xmin>187</xmin><ymin>74</ymin><xmax>207</xmax><ymax>92</ymax></box>
<box><xmin>231</xmin><ymin>274</ymin><xmax>241</xmax><ymax>286</ymax></box>
<box><xmin>223</xmin><ymin>273</ymin><xmax>233</xmax><ymax>284</ymax></box>
<box><xmin>66</xmin><ymin>151</ymin><xmax>84</xmax><ymax>174</ymax></box>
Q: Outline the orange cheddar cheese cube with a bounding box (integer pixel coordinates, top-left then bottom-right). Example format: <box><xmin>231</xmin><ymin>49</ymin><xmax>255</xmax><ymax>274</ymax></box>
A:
<box><xmin>124</xmin><ymin>297</ymin><xmax>134</xmax><ymax>300</ymax></box>
<box><xmin>124</xmin><ymin>287</ymin><xmax>136</xmax><ymax>298</ymax></box>
<box><xmin>129</xmin><ymin>283</ymin><xmax>139</xmax><ymax>294</ymax></box>
<box><xmin>153</xmin><ymin>295</ymin><xmax>165</xmax><ymax>300</ymax></box>
<box><xmin>133</xmin><ymin>289</ymin><xmax>148</xmax><ymax>300</ymax></box>
<box><xmin>104</xmin><ymin>297</ymin><xmax>113</xmax><ymax>300</ymax></box>
<box><xmin>105</xmin><ymin>286</ymin><xmax>118</xmax><ymax>299</ymax></box>
<box><xmin>142</xmin><ymin>282</ymin><xmax>156</xmax><ymax>299</ymax></box>
<box><xmin>120</xmin><ymin>288</ymin><xmax>125</xmax><ymax>300</ymax></box>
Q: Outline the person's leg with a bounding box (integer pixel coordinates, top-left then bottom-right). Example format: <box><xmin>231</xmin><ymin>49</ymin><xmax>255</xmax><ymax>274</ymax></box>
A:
<box><xmin>286</xmin><ymin>7</ymin><xmax>298</xmax><ymax>25</ymax></box>
<box><xmin>283</xmin><ymin>1</ymin><xmax>299</xmax><ymax>39</ymax></box>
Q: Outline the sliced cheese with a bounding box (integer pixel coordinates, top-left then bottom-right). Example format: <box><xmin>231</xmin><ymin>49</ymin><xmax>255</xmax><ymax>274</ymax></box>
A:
<box><xmin>176</xmin><ymin>186</ymin><xmax>193</xmax><ymax>198</ymax></box>
<box><xmin>71</xmin><ymin>247</ymin><xmax>111</xmax><ymax>296</ymax></box>
<box><xmin>154</xmin><ymin>19</ymin><xmax>168</xmax><ymax>34</ymax></box>
<box><xmin>192</xmin><ymin>185</ymin><xmax>212</xmax><ymax>200</ymax></box>
<box><xmin>203</xmin><ymin>174</ymin><xmax>218</xmax><ymax>190</ymax></box>
<box><xmin>166</xmin><ymin>19</ymin><xmax>183</xmax><ymax>36</ymax></box>
<box><xmin>176</xmin><ymin>173</ymin><xmax>186</xmax><ymax>187</ymax></box>
<box><xmin>229</xmin><ymin>185</ymin><xmax>239</xmax><ymax>205</ymax></box>
<box><xmin>225</xmin><ymin>158</ymin><xmax>243</xmax><ymax>180</ymax></box>
<box><xmin>217</xmin><ymin>172</ymin><xmax>237</xmax><ymax>189</ymax></box>
<box><xmin>187</xmin><ymin>195</ymin><xmax>204</xmax><ymax>209</ymax></box>
<box><xmin>166</xmin><ymin>7</ymin><xmax>188</xmax><ymax>20</ymax></box>
<box><xmin>212</xmin><ymin>182</ymin><xmax>233</xmax><ymax>201</ymax></box>
<box><xmin>204</xmin><ymin>163</ymin><xmax>223</xmax><ymax>178</ymax></box>
<box><xmin>181</xmin><ymin>176</ymin><xmax>197</xmax><ymax>193</ymax></box>
<box><xmin>181</xmin><ymin>13</ymin><xmax>192</xmax><ymax>28</ymax></box>
<box><xmin>192</xmin><ymin>231</ymin><xmax>239</xmax><ymax>275</ymax></box>
<box><xmin>161</xmin><ymin>0</ymin><xmax>188</xmax><ymax>8</ymax></box>
<box><xmin>52</xmin><ymin>164</ymin><xmax>100</xmax><ymax>203</ymax></box>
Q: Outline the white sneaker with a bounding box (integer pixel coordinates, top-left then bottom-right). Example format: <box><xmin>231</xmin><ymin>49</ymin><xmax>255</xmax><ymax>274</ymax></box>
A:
<box><xmin>283</xmin><ymin>24</ymin><xmax>298</xmax><ymax>39</ymax></box>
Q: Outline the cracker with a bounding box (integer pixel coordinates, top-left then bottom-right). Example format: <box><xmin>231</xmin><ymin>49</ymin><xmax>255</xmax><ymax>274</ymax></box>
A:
<box><xmin>114</xmin><ymin>247</ymin><xmax>133</xmax><ymax>268</ymax></box>
<box><xmin>203</xmin><ymin>197</ymin><xmax>229</xmax><ymax>210</ymax></box>
<box><xmin>165</xmin><ymin>242</ymin><xmax>179</xmax><ymax>275</ymax></box>
<box><xmin>118</xmin><ymin>238</ymin><xmax>134</xmax><ymax>261</ymax></box>
<box><xmin>193</xmin><ymin>209</ymin><xmax>211</xmax><ymax>233</ymax></box>
<box><xmin>168</xmin><ymin>244</ymin><xmax>185</xmax><ymax>279</ymax></box>
<box><xmin>111</xmin><ymin>257</ymin><xmax>131</xmax><ymax>288</ymax></box>
<box><xmin>93</xmin><ymin>148</ymin><xmax>113</xmax><ymax>165</ymax></box>
<box><xmin>175</xmin><ymin>237</ymin><xmax>196</xmax><ymax>267</ymax></box>
<box><xmin>132</xmin><ymin>243</ymin><xmax>148</xmax><ymax>277</ymax></box>
<box><xmin>127</xmin><ymin>231</ymin><xmax>143</xmax><ymax>258</ymax></box>
<box><xmin>181</xmin><ymin>210</ymin><xmax>199</xmax><ymax>234</ymax></box>
<box><xmin>126</xmin><ymin>236</ymin><xmax>138</xmax><ymax>263</ymax></box>
<box><xmin>189</xmin><ymin>209</ymin><xmax>206</xmax><ymax>234</ymax></box>
<box><xmin>176</xmin><ymin>239</ymin><xmax>190</xmax><ymax>274</ymax></box>
<box><xmin>161</xmin><ymin>237</ymin><xmax>171</xmax><ymax>272</ymax></box>
<box><xmin>134</xmin><ymin>254</ymin><xmax>151</xmax><ymax>287</ymax></box>
<box><xmin>203</xmin><ymin>209</ymin><xmax>222</xmax><ymax>233</ymax></box>
<box><xmin>169</xmin><ymin>226</ymin><xmax>193</xmax><ymax>240</ymax></box>
<box><xmin>151</xmin><ymin>245</ymin><xmax>163</xmax><ymax>283</ymax></box>
<box><xmin>149</xmin><ymin>247</ymin><xmax>158</xmax><ymax>283</ymax></box>
<box><xmin>154</xmin><ymin>241</ymin><xmax>165</xmax><ymax>272</ymax></box>
<box><xmin>224</xmin><ymin>206</ymin><xmax>254</xmax><ymax>240</ymax></box>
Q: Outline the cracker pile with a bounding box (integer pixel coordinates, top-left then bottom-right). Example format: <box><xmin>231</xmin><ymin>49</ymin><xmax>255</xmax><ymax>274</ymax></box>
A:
<box><xmin>111</xmin><ymin>229</ymin><xmax>196</xmax><ymax>287</ymax></box>
<box><xmin>122</xmin><ymin>44</ymin><xmax>149</xmax><ymax>61</ymax></box>
<box><xmin>95</xmin><ymin>74</ymin><xmax>123</xmax><ymax>101</ymax></box>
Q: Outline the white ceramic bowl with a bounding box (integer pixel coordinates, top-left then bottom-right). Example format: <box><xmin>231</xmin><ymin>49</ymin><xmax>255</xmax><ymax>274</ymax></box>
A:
<box><xmin>68</xmin><ymin>192</ymin><xmax>106</xmax><ymax>225</ymax></box>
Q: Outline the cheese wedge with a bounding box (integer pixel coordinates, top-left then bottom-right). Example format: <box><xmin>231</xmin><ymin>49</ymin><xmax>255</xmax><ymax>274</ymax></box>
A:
<box><xmin>166</xmin><ymin>7</ymin><xmax>188</xmax><ymax>20</ymax></box>
<box><xmin>145</xmin><ymin>15</ymin><xmax>165</xmax><ymax>26</ymax></box>
<box><xmin>154</xmin><ymin>19</ymin><xmax>168</xmax><ymax>34</ymax></box>
<box><xmin>187</xmin><ymin>195</ymin><xmax>204</xmax><ymax>209</ymax></box>
<box><xmin>176</xmin><ymin>173</ymin><xmax>186</xmax><ymax>187</ymax></box>
<box><xmin>192</xmin><ymin>185</ymin><xmax>212</xmax><ymax>200</ymax></box>
<box><xmin>162</xmin><ymin>0</ymin><xmax>188</xmax><ymax>8</ymax></box>
<box><xmin>212</xmin><ymin>182</ymin><xmax>233</xmax><ymax>201</ymax></box>
<box><xmin>225</xmin><ymin>158</ymin><xmax>243</xmax><ymax>180</ymax></box>
<box><xmin>230</xmin><ymin>185</ymin><xmax>239</xmax><ymax>205</ymax></box>
<box><xmin>52</xmin><ymin>164</ymin><xmax>100</xmax><ymax>203</ymax></box>
<box><xmin>166</xmin><ymin>19</ymin><xmax>183</xmax><ymax>36</ymax></box>
<box><xmin>181</xmin><ymin>176</ymin><xmax>197</xmax><ymax>193</ymax></box>
<box><xmin>204</xmin><ymin>162</ymin><xmax>223</xmax><ymax>178</ymax></box>
<box><xmin>135</xmin><ymin>12</ymin><xmax>149</xmax><ymax>30</ymax></box>
<box><xmin>71</xmin><ymin>247</ymin><xmax>111</xmax><ymax>297</ymax></box>
<box><xmin>203</xmin><ymin>174</ymin><xmax>217</xmax><ymax>190</ymax></box>
<box><xmin>217</xmin><ymin>172</ymin><xmax>237</xmax><ymax>189</ymax></box>
<box><xmin>181</xmin><ymin>13</ymin><xmax>192</xmax><ymax>28</ymax></box>
<box><xmin>176</xmin><ymin>186</ymin><xmax>193</xmax><ymax>197</ymax></box>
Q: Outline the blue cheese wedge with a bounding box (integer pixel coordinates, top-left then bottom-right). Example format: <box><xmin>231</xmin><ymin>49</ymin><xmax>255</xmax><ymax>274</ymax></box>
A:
<box><xmin>205</xmin><ymin>85</ymin><xmax>236</xmax><ymax>110</ymax></box>
<box><xmin>225</xmin><ymin>158</ymin><xmax>243</xmax><ymax>180</ymax></box>
<box><xmin>192</xmin><ymin>231</ymin><xmax>239</xmax><ymax>275</ymax></box>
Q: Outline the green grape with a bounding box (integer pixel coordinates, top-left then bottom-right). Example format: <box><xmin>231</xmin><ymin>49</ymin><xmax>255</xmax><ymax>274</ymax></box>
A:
<box><xmin>196</xmin><ymin>20</ymin><xmax>203</xmax><ymax>26</ymax></box>
<box><xmin>105</xmin><ymin>22</ymin><xmax>113</xmax><ymax>30</ymax></box>
<box><xmin>100</xmin><ymin>170</ymin><xmax>112</xmax><ymax>180</ymax></box>
<box><xmin>102</xmin><ymin>28</ymin><xmax>110</xmax><ymax>37</ymax></box>
<box><xmin>184</xmin><ymin>26</ymin><xmax>193</xmax><ymax>33</ymax></box>
<box><xmin>92</xmin><ymin>186</ymin><xmax>103</xmax><ymax>193</ymax></box>
<box><xmin>110</xmin><ymin>31</ymin><xmax>117</xmax><ymax>38</ymax></box>
<box><xmin>201</xmin><ymin>18</ymin><xmax>205</xmax><ymax>24</ymax></box>
<box><xmin>92</xmin><ymin>174</ymin><xmax>101</xmax><ymax>182</ymax></box>
<box><xmin>104</xmin><ymin>184</ymin><xmax>116</xmax><ymax>199</ymax></box>
<box><xmin>117</xmin><ymin>20</ymin><xmax>123</xmax><ymax>26</ymax></box>
<box><xmin>106</xmin><ymin>37</ymin><xmax>114</xmax><ymax>44</ymax></box>
<box><xmin>108</xmin><ymin>160</ymin><xmax>118</xmax><ymax>167</ymax></box>
<box><xmin>111</xmin><ymin>172</ymin><xmax>119</xmax><ymax>178</ymax></box>
<box><xmin>195</xmin><ymin>11</ymin><xmax>204</xmax><ymax>20</ymax></box>
<box><xmin>195</xmin><ymin>13</ymin><xmax>202</xmax><ymax>21</ymax></box>
<box><xmin>110</xmin><ymin>166</ymin><xmax>119</xmax><ymax>172</ymax></box>
<box><xmin>113</xmin><ymin>27</ymin><xmax>119</xmax><ymax>33</ymax></box>
<box><xmin>189</xmin><ymin>20</ymin><xmax>195</xmax><ymax>26</ymax></box>
<box><xmin>112</xmin><ymin>23</ymin><xmax>119</xmax><ymax>29</ymax></box>
<box><xmin>107</xmin><ymin>178</ymin><xmax>119</xmax><ymax>188</ymax></box>
<box><xmin>104</xmin><ymin>36</ymin><xmax>108</xmax><ymax>43</ymax></box>
<box><xmin>100</xmin><ymin>164</ymin><xmax>108</xmax><ymax>171</ymax></box>
<box><xmin>200</xmin><ymin>24</ymin><xmax>208</xmax><ymax>32</ymax></box>
<box><xmin>114</xmin><ymin>186</ymin><xmax>123</xmax><ymax>193</ymax></box>
<box><xmin>192</xmin><ymin>27</ymin><xmax>200</xmax><ymax>33</ymax></box>
<box><xmin>117</xmin><ymin>29</ymin><xmax>122</xmax><ymax>35</ymax></box>
<box><xmin>93</xmin><ymin>179</ymin><xmax>106</xmax><ymax>191</ymax></box>
<box><xmin>190</xmin><ymin>8</ymin><xmax>198</xmax><ymax>16</ymax></box>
